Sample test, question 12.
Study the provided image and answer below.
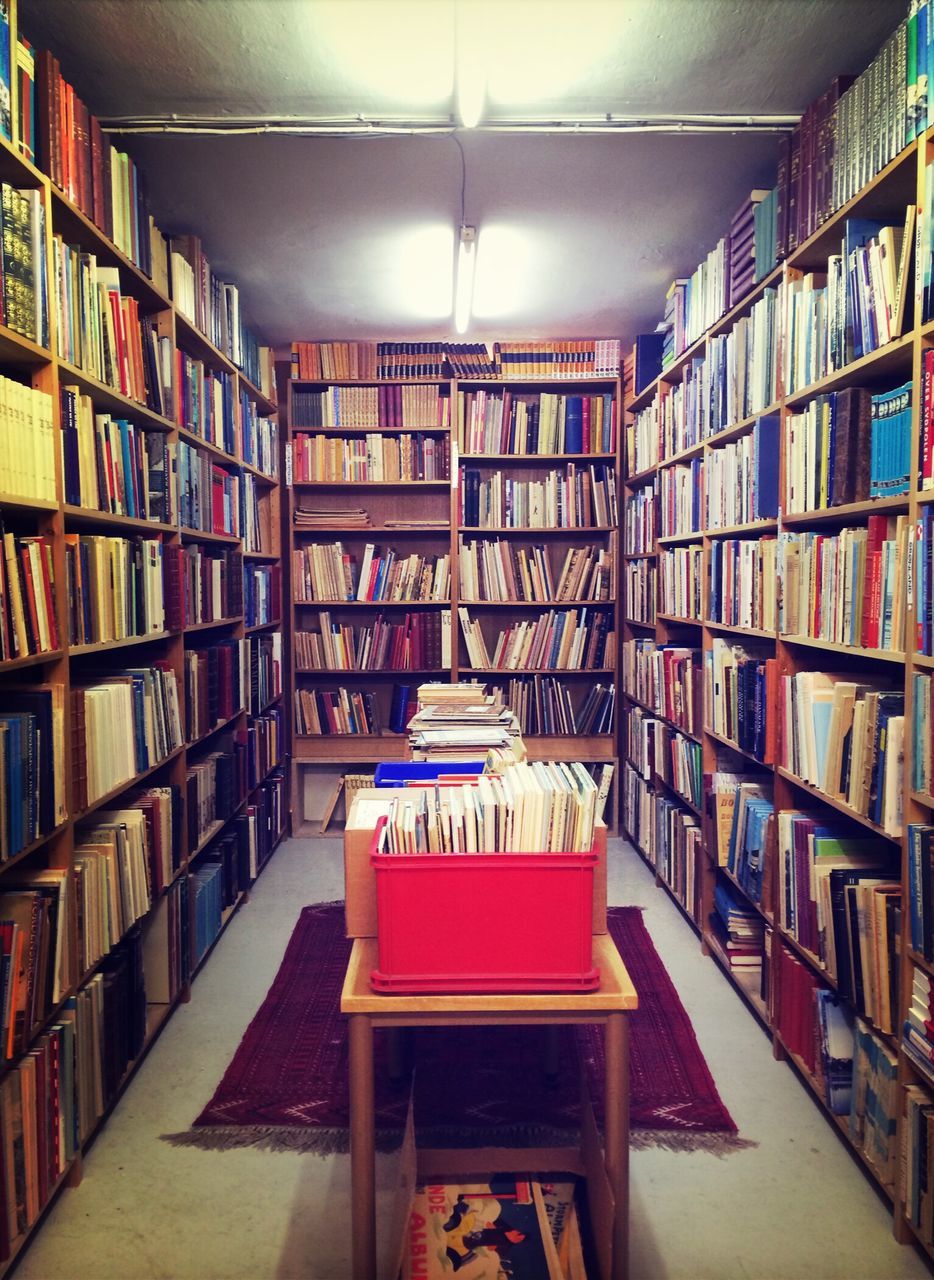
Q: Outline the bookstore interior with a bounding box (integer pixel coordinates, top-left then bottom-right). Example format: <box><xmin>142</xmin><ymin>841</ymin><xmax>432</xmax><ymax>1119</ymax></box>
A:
<box><xmin>11</xmin><ymin>0</ymin><xmax>934</xmax><ymax>1277</ymax></box>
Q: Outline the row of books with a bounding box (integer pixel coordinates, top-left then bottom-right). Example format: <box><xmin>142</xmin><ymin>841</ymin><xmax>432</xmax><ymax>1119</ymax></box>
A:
<box><xmin>73</xmin><ymin>808</ymin><xmax>154</xmax><ymax>977</ymax></box>
<box><xmin>457</xmin><ymin>606</ymin><xmax>615</xmax><ymax>672</ymax></box>
<box><xmin>705</xmin><ymin>416</ymin><xmax>779</xmax><ymax>528</ymax></box>
<box><xmin>0</xmin><ymin>866</ymin><xmax>71</xmax><ymax>1061</ymax></box>
<box><xmin>294</xmin><ymin>610</ymin><xmax>451</xmax><ymax>672</ymax></box>
<box><xmin>175</xmin><ymin>356</ymin><xmax>236</xmax><ymax>456</ymax></box>
<box><xmin>290</xmin><ymin>432</ymin><xmax>449</xmax><ymax>484</ymax></box>
<box><xmin>291</xmin><ymin>543</ymin><xmax>450</xmax><ymax>604</ymax></box>
<box><xmin>622</xmin><ymin>484</ymin><xmax>655</xmax><ymax>556</ymax></box>
<box><xmin>459</xmin><ymin>539</ymin><xmax>613</xmax><ymax>604</ymax></box>
<box><xmin>289</xmin><ymin>339</ymin><xmax>621</xmax><ymax>381</ymax></box>
<box><xmin>294</xmin><ymin>685</ymin><xmax>382</xmax><ymax>736</ymax></box>
<box><xmin>705</xmin><ymin>287</ymin><xmax>781</xmax><ymax>435</ymax></box>
<box><xmin>776</xmin><ymin>809</ymin><xmax>899</xmax><ymax>1033</ymax></box>
<box><xmin>184</xmin><ymin>642</ymin><xmax>245</xmax><ymax>744</ymax></box>
<box><xmin>177</xmin><ymin>544</ymin><xmax>241</xmax><ymax>627</ymax></box>
<box><xmin>715</xmin><ymin>775</ymin><xmax>772</xmax><ymax>913</ymax></box>
<box><xmin>290</xmin><ymin>384</ymin><xmax>450</xmax><ymax>430</ymax></box>
<box><xmin>626</xmin><ymin>399</ymin><xmax>659</xmax><ymax>475</ymax></box>
<box><xmin>705</xmin><ymin>639</ymin><xmax>777</xmax><ymax>763</ymax></box>
<box><xmin>177</xmin><ymin>442</ymin><xmax>241</xmax><ymax>538</ymax></box>
<box><xmin>53</xmin><ymin>242</ymin><xmax>169</xmax><ymax>412</ymax></box>
<box><xmin>708</xmin><ymin>536</ymin><xmax>778</xmax><ymax>632</ymax></box>
<box><xmin>456</xmin><ymin>389</ymin><xmax>616</xmax><ymax>455</ymax></box>
<box><xmin>186</xmin><ymin>739</ymin><xmax>245</xmax><ymax>853</ymax></box>
<box><xmin>246</xmin><ymin>630</ymin><xmax>282</xmax><ymax>717</ymax></box>
<box><xmin>783</xmin><ymin>387</ymin><xmax>875</xmax><ymax>513</ymax></box>
<box><xmin>60</xmin><ymin>390</ymin><xmax>175</xmax><ymax>523</ymax></box>
<box><xmin>656</xmin><ymin>796</ymin><xmax>703</xmax><ymax>917</ymax></box>
<box><xmin>779</xmin><ymin>517</ymin><xmax>908</xmax><ymax>652</ymax></box>
<box><xmin>780</xmin><ymin>672</ymin><xmax>904</xmax><ymax>835</ymax></box>
<box><xmin>622</xmin><ymin>639</ymin><xmax>702</xmax><ymax>739</ymax></box>
<box><xmin>628</xmin><ymin>709</ymin><xmax>703</xmax><ymax>812</ymax></box>
<box><xmin>243</xmin><ymin>564</ymin><xmax>280</xmax><ymax>629</ymax></box>
<box><xmin>658</xmin><ymin>544</ymin><xmax>702</xmax><ymax>621</ymax></box>
<box><xmin>168</xmin><ymin>233</ymin><xmax>267</xmax><ymax>376</ymax></box>
<box><xmin>241</xmin><ymin>477</ymin><xmax>266</xmax><ymax>559</ymax></box>
<box><xmin>0</xmin><ymin>184</ymin><xmax>46</xmax><ymax>347</ymax></box>
<box><xmin>0</xmin><ymin>374</ymin><xmax>54</xmax><ymax>503</ymax></box>
<box><xmin>782</xmin><ymin>216</ymin><xmax>912</xmax><ymax>394</ymax></box>
<box><xmin>659</xmin><ymin>459</ymin><xmax>704</xmax><ymax>538</ymax></box>
<box><xmin>0</xmin><ymin>531</ymin><xmax>58</xmax><ymax>661</ymax></box>
<box><xmin>375</xmin><ymin>759</ymin><xmax>600</xmax><ymax>856</ymax></box>
<box><xmin>905</xmin><ymin>962</ymin><xmax>934</xmax><ymax>1093</ymax></box>
<box><xmin>460</xmin><ymin>464</ymin><xmax>617</xmax><ymax>529</ymax></box>
<box><xmin>240</xmin><ymin>395</ymin><xmax>278</xmax><ymax>477</ymax></box>
<box><xmin>658</xmin><ymin>354</ymin><xmax>708</xmax><ymax>455</ymax></box>
<box><xmin>32</xmin><ymin>48</ymin><xmax>153</xmax><ymax>274</ymax></box>
<box><xmin>64</xmin><ymin>534</ymin><xmax>165</xmax><ymax>647</ymax></box>
<box><xmin>245</xmin><ymin>708</ymin><xmax>283</xmax><ymax>790</ymax></box>
<box><xmin>913</xmin><ymin>678</ymin><xmax>934</xmax><ymax>799</ymax></box>
<box><xmin>623</xmin><ymin>558</ymin><xmax>656</xmax><ymax>625</ymax></box>
<box><xmin>71</xmin><ymin>667</ymin><xmax>182</xmax><ymax>812</ymax></box>
<box><xmin>488</xmin><ymin>676</ymin><xmax>615</xmax><ymax>736</ymax></box>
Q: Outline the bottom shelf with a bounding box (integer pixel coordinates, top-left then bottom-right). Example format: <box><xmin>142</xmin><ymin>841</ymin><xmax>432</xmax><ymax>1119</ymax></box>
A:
<box><xmin>772</xmin><ymin>1031</ymin><xmax>894</xmax><ymax>1207</ymax></box>
<box><xmin>703</xmin><ymin>930</ymin><xmax>770</xmax><ymax>1028</ymax></box>
<box><xmin>0</xmin><ymin>828</ymin><xmax>289</xmax><ymax>1280</ymax></box>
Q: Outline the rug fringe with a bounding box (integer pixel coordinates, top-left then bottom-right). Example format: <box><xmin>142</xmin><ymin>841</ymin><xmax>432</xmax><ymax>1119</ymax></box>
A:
<box><xmin>629</xmin><ymin>1129</ymin><xmax>757</xmax><ymax>1156</ymax></box>
<box><xmin>161</xmin><ymin>1124</ymin><xmax>755</xmax><ymax>1158</ymax></box>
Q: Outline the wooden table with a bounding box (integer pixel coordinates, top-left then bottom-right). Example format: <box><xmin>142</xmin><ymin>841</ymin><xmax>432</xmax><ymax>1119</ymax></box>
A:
<box><xmin>340</xmin><ymin>933</ymin><xmax>639</xmax><ymax>1280</ymax></box>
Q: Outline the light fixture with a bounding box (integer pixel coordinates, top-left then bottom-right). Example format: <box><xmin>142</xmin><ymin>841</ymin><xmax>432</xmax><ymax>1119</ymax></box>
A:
<box><xmin>454</xmin><ymin>224</ymin><xmax>477</xmax><ymax>333</ymax></box>
<box><xmin>454</xmin><ymin>1</ymin><xmax>485</xmax><ymax>127</ymax></box>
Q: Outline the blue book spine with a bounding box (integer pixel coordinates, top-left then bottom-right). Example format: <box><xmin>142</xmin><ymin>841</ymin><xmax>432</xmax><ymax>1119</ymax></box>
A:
<box><xmin>118</xmin><ymin>422</ymin><xmax>136</xmax><ymax>518</ymax></box>
<box><xmin>564</xmin><ymin>397</ymin><xmax>583</xmax><ymax>453</ymax></box>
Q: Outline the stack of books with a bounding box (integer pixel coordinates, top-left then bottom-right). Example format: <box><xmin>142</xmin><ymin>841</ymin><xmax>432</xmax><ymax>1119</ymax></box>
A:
<box><xmin>408</xmin><ymin>683</ymin><xmax>525</xmax><ymax>764</ymax></box>
<box><xmin>710</xmin><ymin>880</ymin><xmax>766</xmax><ymax>970</ymax></box>
<box><xmin>293</xmin><ymin>506</ymin><xmax>371</xmax><ymax>530</ymax></box>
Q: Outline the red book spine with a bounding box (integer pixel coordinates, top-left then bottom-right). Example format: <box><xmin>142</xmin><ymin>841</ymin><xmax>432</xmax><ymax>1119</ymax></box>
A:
<box><xmin>924</xmin><ymin>349</ymin><xmax>934</xmax><ymax>487</ymax></box>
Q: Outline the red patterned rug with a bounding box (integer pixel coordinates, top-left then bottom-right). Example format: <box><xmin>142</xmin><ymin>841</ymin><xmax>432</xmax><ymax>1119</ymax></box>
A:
<box><xmin>165</xmin><ymin>903</ymin><xmax>748</xmax><ymax>1154</ymax></box>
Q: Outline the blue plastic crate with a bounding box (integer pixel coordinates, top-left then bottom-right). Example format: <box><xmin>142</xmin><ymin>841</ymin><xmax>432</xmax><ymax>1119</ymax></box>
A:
<box><xmin>374</xmin><ymin>761</ymin><xmax>485</xmax><ymax>788</ymax></box>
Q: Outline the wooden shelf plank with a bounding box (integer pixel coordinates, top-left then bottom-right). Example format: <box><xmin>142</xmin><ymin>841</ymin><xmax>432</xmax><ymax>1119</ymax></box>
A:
<box><xmin>775</xmin><ymin>767</ymin><xmax>900</xmax><ymax>843</ymax></box>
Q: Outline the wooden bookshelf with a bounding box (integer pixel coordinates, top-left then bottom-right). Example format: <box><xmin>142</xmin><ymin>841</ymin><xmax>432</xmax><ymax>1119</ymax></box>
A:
<box><xmin>0</xmin><ymin>71</ymin><xmax>287</xmax><ymax>1276</ymax></box>
<box><xmin>286</xmin><ymin>368</ymin><xmax>621</xmax><ymax>833</ymax></box>
<box><xmin>619</xmin><ymin>92</ymin><xmax>932</xmax><ymax>1253</ymax></box>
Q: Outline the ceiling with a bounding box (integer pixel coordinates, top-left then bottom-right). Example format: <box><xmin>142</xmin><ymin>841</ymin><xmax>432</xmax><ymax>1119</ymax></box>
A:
<box><xmin>20</xmin><ymin>0</ymin><xmax>908</xmax><ymax>349</ymax></box>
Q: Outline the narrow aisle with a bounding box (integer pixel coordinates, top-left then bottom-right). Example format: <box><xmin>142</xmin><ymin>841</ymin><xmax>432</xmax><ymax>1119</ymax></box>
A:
<box><xmin>14</xmin><ymin>837</ymin><xmax>931</xmax><ymax>1280</ymax></box>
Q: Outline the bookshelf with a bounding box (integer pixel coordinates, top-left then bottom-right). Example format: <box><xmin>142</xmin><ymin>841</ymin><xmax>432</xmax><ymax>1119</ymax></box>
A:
<box><xmin>0</xmin><ymin>59</ymin><xmax>285</xmax><ymax>1274</ymax></box>
<box><xmin>286</xmin><ymin>365</ymin><xmax>621</xmax><ymax>834</ymax></box>
<box><xmin>621</xmin><ymin>96</ymin><xmax>934</xmax><ymax>1255</ymax></box>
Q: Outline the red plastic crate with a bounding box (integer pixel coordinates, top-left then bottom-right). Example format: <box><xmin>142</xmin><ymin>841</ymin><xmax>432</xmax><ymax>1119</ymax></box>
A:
<box><xmin>369</xmin><ymin>818</ymin><xmax>599</xmax><ymax>994</ymax></box>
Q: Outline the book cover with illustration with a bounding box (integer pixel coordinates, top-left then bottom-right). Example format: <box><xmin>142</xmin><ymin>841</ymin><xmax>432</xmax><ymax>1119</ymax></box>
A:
<box><xmin>403</xmin><ymin>1176</ymin><xmax>563</xmax><ymax>1279</ymax></box>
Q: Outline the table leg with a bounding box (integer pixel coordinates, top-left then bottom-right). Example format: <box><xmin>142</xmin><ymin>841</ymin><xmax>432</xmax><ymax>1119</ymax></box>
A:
<box><xmin>349</xmin><ymin>1014</ymin><xmax>377</xmax><ymax>1280</ymax></box>
<box><xmin>604</xmin><ymin>1012</ymin><xmax>629</xmax><ymax>1280</ymax></box>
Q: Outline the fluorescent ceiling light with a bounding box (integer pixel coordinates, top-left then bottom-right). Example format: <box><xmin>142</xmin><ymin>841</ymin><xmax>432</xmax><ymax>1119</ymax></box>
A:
<box><xmin>455</xmin><ymin>0</ymin><xmax>486</xmax><ymax>127</ymax></box>
<box><xmin>374</xmin><ymin>223</ymin><xmax>455</xmax><ymax>321</ymax></box>
<box><xmin>455</xmin><ymin>225</ymin><xmax>477</xmax><ymax>333</ymax></box>
<box><xmin>312</xmin><ymin>1</ymin><xmax>453</xmax><ymax>108</ymax></box>
<box><xmin>471</xmin><ymin>224</ymin><xmax>539</xmax><ymax>321</ymax></box>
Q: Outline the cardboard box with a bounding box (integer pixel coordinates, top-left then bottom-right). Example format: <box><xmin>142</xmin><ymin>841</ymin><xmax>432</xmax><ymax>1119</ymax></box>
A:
<box><xmin>387</xmin><ymin>1078</ymin><xmax>615</xmax><ymax>1280</ymax></box>
<box><xmin>344</xmin><ymin>789</ymin><xmax>608</xmax><ymax>938</ymax></box>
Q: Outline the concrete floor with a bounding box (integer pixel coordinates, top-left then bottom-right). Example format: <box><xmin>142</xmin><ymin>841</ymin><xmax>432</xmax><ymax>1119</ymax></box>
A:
<box><xmin>13</xmin><ymin>837</ymin><xmax>931</xmax><ymax>1280</ymax></box>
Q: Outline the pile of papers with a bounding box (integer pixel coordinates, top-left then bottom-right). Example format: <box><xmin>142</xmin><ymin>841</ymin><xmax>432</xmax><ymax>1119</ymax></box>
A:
<box><xmin>409</xmin><ymin>682</ymin><xmax>526</xmax><ymax>763</ymax></box>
